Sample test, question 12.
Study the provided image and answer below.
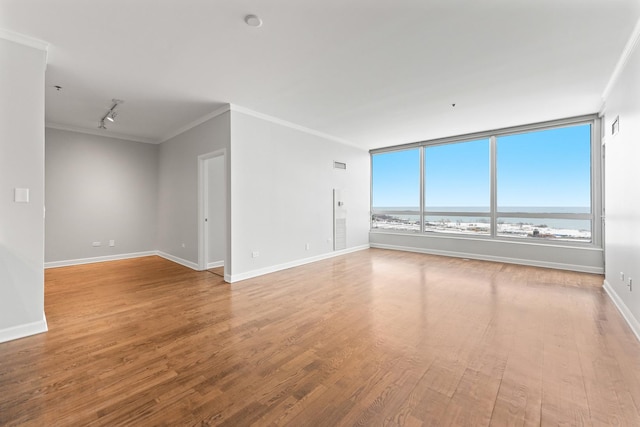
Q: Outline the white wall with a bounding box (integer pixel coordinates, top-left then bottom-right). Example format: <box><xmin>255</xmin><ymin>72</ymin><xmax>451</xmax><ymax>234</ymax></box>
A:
<box><xmin>229</xmin><ymin>110</ymin><xmax>370</xmax><ymax>281</ymax></box>
<box><xmin>370</xmin><ymin>233</ymin><xmax>603</xmax><ymax>273</ymax></box>
<box><xmin>207</xmin><ymin>155</ymin><xmax>225</xmax><ymax>266</ymax></box>
<box><xmin>602</xmin><ymin>24</ymin><xmax>640</xmax><ymax>338</ymax></box>
<box><xmin>157</xmin><ymin>111</ymin><xmax>230</xmax><ymax>267</ymax></box>
<box><xmin>45</xmin><ymin>129</ymin><xmax>158</xmax><ymax>264</ymax></box>
<box><xmin>0</xmin><ymin>37</ymin><xmax>47</xmax><ymax>342</ymax></box>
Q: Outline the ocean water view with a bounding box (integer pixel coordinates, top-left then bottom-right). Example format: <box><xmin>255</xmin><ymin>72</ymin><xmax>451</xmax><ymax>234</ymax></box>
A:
<box><xmin>372</xmin><ymin>207</ymin><xmax>592</xmax><ymax>242</ymax></box>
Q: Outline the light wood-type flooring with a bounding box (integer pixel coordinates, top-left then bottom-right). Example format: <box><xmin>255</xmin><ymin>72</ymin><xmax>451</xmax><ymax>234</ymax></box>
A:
<box><xmin>1</xmin><ymin>249</ymin><xmax>639</xmax><ymax>426</ymax></box>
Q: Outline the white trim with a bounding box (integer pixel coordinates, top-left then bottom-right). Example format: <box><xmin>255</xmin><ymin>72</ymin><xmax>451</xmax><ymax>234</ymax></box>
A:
<box><xmin>45</xmin><ymin>251</ymin><xmax>157</xmax><ymax>269</ymax></box>
<box><xmin>46</xmin><ymin>103</ymin><xmax>356</xmax><ymax>148</ymax></box>
<box><xmin>0</xmin><ymin>314</ymin><xmax>48</xmax><ymax>344</ymax></box>
<box><xmin>45</xmin><ymin>123</ymin><xmax>156</xmax><ymax>144</ymax></box>
<box><xmin>369</xmin><ymin>243</ymin><xmax>604</xmax><ymax>274</ymax></box>
<box><xmin>228</xmin><ymin>245</ymin><xmax>370</xmax><ymax>283</ymax></box>
<box><xmin>207</xmin><ymin>261</ymin><xmax>224</xmax><ymax>269</ymax></box>
<box><xmin>44</xmin><ymin>249</ymin><xmax>208</xmax><ymax>273</ymax></box>
<box><xmin>0</xmin><ymin>28</ymin><xmax>49</xmax><ymax>51</ymax></box>
<box><xmin>369</xmin><ymin>229</ymin><xmax>603</xmax><ymax>252</ymax></box>
<box><xmin>604</xmin><ymin>280</ymin><xmax>640</xmax><ymax>342</ymax></box>
<box><xmin>602</xmin><ymin>16</ymin><xmax>640</xmax><ymax>101</ymax></box>
<box><xmin>156</xmin><ymin>251</ymin><xmax>199</xmax><ymax>270</ymax></box>
<box><xmin>197</xmin><ymin>149</ymin><xmax>227</xmax><ymax>271</ymax></box>
<box><xmin>229</xmin><ymin>104</ymin><xmax>363</xmax><ymax>150</ymax></box>
<box><xmin>160</xmin><ymin>105</ymin><xmax>231</xmax><ymax>143</ymax></box>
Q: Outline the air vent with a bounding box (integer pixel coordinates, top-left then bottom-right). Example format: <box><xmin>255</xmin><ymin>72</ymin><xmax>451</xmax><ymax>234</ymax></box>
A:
<box><xmin>333</xmin><ymin>161</ymin><xmax>346</xmax><ymax>170</ymax></box>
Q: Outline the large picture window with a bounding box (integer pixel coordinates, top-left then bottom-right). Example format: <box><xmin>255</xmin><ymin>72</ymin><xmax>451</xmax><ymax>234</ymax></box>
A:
<box><xmin>370</xmin><ymin>117</ymin><xmax>599</xmax><ymax>245</ymax></box>
<box><xmin>496</xmin><ymin>125</ymin><xmax>591</xmax><ymax>242</ymax></box>
<box><xmin>424</xmin><ymin>138</ymin><xmax>491</xmax><ymax>235</ymax></box>
<box><xmin>371</xmin><ymin>148</ymin><xmax>420</xmax><ymax>232</ymax></box>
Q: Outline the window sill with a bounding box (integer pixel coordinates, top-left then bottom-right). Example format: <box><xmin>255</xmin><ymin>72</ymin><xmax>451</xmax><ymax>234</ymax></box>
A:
<box><xmin>369</xmin><ymin>229</ymin><xmax>603</xmax><ymax>251</ymax></box>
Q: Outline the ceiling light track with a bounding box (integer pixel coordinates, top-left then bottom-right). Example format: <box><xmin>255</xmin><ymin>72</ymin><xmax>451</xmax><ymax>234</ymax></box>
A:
<box><xmin>99</xmin><ymin>99</ymin><xmax>124</xmax><ymax>129</ymax></box>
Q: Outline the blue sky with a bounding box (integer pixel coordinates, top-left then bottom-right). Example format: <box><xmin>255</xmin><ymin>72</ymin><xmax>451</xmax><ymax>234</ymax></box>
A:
<box><xmin>372</xmin><ymin>124</ymin><xmax>591</xmax><ymax>209</ymax></box>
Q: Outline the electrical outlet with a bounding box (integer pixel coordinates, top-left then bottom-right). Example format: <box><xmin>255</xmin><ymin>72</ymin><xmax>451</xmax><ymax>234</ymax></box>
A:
<box><xmin>92</xmin><ymin>241</ymin><xmax>101</xmax><ymax>247</ymax></box>
<box><xmin>620</xmin><ymin>272</ymin><xmax>625</xmax><ymax>281</ymax></box>
<box><xmin>252</xmin><ymin>251</ymin><xmax>259</xmax><ymax>258</ymax></box>
<box><xmin>109</xmin><ymin>240</ymin><xmax>115</xmax><ymax>247</ymax></box>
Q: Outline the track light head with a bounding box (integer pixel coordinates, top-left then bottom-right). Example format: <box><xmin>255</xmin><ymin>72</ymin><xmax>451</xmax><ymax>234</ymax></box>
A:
<box><xmin>99</xmin><ymin>99</ymin><xmax>124</xmax><ymax>130</ymax></box>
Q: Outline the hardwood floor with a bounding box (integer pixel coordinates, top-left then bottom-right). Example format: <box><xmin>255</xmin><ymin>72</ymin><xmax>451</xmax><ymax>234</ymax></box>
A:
<box><xmin>1</xmin><ymin>249</ymin><xmax>639</xmax><ymax>426</ymax></box>
<box><xmin>207</xmin><ymin>267</ymin><xmax>224</xmax><ymax>277</ymax></box>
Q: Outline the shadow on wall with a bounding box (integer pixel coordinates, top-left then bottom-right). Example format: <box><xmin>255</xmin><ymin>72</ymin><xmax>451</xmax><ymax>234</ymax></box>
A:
<box><xmin>0</xmin><ymin>244</ymin><xmax>34</xmax><ymax>330</ymax></box>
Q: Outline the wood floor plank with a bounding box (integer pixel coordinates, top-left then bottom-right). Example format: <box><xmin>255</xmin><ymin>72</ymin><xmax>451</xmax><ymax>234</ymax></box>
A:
<box><xmin>489</xmin><ymin>282</ymin><xmax>545</xmax><ymax>427</ymax></box>
<box><xmin>1</xmin><ymin>250</ymin><xmax>639</xmax><ymax>425</ymax></box>
<box><xmin>540</xmin><ymin>285</ymin><xmax>593</xmax><ymax>426</ymax></box>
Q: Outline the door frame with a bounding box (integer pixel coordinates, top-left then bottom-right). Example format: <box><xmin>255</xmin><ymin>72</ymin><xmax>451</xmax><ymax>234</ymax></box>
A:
<box><xmin>197</xmin><ymin>149</ymin><xmax>227</xmax><ymax>276</ymax></box>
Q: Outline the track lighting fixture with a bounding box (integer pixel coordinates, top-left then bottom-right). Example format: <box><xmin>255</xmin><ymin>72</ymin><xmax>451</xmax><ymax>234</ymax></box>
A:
<box><xmin>98</xmin><ymin>99</ymin><xmax>124</xmax><ymax>129</ymax></box>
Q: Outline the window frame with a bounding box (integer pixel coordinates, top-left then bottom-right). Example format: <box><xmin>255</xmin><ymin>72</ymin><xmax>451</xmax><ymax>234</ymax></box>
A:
<box><xmin>370</xmin><ymin>115</ymin><xmax>602</xmax><ymax>248</ymax></box>
<box><xmin>370</xmin><ymin>146</ymin><xmax>422</xmax><ymax>232</ymax></box>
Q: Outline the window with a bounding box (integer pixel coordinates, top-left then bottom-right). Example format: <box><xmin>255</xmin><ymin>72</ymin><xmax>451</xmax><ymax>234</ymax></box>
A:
<box><xmin>370</xmin><ymin>117</ymin><xmax>598</xmax><ymax>246</ymax></box>
<box><xmin>424</xmin><ymin>138</ymin><xmax>490</xmax><ymax>235</ymax></box>
<box><xmin>371</xmin><ymin>148</ymin><xmax>420</xmax><ymax>232</ymax></box>
<box><xmin>496</xmin><ymin>125</ymin><xmax>592</xmax><ymax>242</ymax></box>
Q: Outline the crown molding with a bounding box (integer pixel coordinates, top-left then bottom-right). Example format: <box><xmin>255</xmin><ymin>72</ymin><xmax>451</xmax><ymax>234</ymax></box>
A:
<box><xmin>158</xmin><ymin>103</ymin><xmax>362</xmax><ymax>150</ymax></box>
<box><xmin>602</xmin><ymin>16</ymin><xmax>640</xmax><ymax>102</ymax></box>
<box><xmin>159</xmin><ymin>104</ymin><xmax>231</xmax><ymax>143</ymax></box>
<box><xmin>49</xmin><ymin>103</ymin><xmax>363</xmax><ymax>149</ymax></box>
<box><xmin>229</xmin><ymin>104</ymin><xmax>363</xmax><ymax>150</ymax></box>
<box><xmin>0</xmin><ymin>28</ymin><xmax>48</xmax><ymax>51</ymax></box>
<box><xmin>45</xmin><ymin>123</ymin><xmax>157</xmax><ymax>144</ymax></box>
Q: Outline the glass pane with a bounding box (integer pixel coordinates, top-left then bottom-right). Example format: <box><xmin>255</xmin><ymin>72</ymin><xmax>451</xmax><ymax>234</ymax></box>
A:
<box><xmin>372</xmin><ymin>149</ymin><xmax>420</xmax><ymax>211</ymax></box>
<box><xmin>497</xmin><ymin>124</ymin><xmax>591</xmax><ymax>213</ymax></box>
<box><xmin>497</xmin><ymin>217</ymin><xmax>591</xmax><ymax>242</ymax></box>
<box><xmin>372</xmin><ymin>213</ymin><xmax>420</xmax><ymax>232</ymax></box>
<box><xmin>498</xmin><ymin>207</ymin><xmax>591</xmax><ymax>215</ymax></box>
<box><xmin>425</xmin><ymin>139</ymin><xmax>490</xmax><ymax>212</ymax></box>
<box><xmin>424</xmin><ymin>215</ymin><xmax>491</xmax><ymax>235</ymax></box>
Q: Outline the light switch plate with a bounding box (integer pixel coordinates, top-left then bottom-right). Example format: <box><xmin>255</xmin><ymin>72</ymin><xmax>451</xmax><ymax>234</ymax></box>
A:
<box><xmin>14</xmin><ymin>188</ymin><xmax>29</xmax><ymax>203</ymax></box>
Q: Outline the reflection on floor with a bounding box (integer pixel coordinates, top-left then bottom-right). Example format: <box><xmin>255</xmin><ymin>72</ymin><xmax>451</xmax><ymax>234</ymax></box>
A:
<box><xmin>208</xmin><ymin>266</ymin><xmax>224</xmax><ymax>277</ymax></box>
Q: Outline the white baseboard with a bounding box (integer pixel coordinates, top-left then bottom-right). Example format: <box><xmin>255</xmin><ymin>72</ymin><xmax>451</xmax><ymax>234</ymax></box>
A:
<box><xmin>45</xmin><ymin>251</ymin><xmax>157</xmax><ymax>269</ymax></box>
<box><xmin>45</xmin><ymin>246</ymin><xmax>370</xmax><ymax>283</ymax></box>
<box><xmin>46</xmin><ymin>250</ymin><xmax>202</xmax><ymax>271</ymax></box>
<box><xmin>0</xmin><ymin>313</ymin><xmax>48</xmax><ymax>344</ymax></box>
<box><xmin>369</xmin><ymin>243</ymin><xmax>604</xmax><ymax>274</ymax></box>
<box><xmin>228</xmin><ymin>244</ymin><xmax>370</xmax><ymax>283</ymax></box>
<box><xmin>603</xmin><ymin>280</ymin><xmax>640</xmax><ymax>342</ymax></box>
<box><xmin>156</xmin><ymin>251</ymin><xmax>199</xmax><ymax>270</ymax></box>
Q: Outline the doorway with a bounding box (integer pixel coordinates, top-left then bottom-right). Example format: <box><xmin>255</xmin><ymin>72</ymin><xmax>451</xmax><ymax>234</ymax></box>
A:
<box><xmin>198</xmin><ymin>150</ymin><xmax>227</xmax><ymax>279</ymax></box>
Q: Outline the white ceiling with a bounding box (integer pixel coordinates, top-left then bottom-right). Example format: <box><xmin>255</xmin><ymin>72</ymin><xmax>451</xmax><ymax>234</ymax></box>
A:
<box><xmin>1</xmin><ymin>0</ymin><xmax>638</xmax><ymax>149</ymax></box>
